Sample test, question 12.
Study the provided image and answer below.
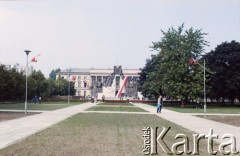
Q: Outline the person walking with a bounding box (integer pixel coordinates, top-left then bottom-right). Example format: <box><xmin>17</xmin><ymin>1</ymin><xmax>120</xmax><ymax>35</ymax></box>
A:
<box><xmin>38</xmin><ymin>96</ymin><xmax>42</xmax><ymax>104</ymax></box>
<box><xmin>157</xmin><ymin>95</ymin><xmax>162</xmax><ymax>113</ymax></box>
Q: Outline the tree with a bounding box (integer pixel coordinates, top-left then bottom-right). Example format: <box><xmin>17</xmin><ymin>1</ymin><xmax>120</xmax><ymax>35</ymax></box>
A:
<box><xmin>0</xmin><ymin>65</ymin><xmax>9</xmax><ymax>102</ymax></box>
<box><xmin>138</xmin><ymin>54</ymin><xmax>163</xmax><ymax>99</ymax></box>
<box><xmin>49</xmin><ymin>68</ymin><xmax>61</xmax><ymax>80</ymax></box>
<box><xmin>205</xmin><ymin>40</ymin><xmax>240</xmax><ymax>104</ymax></box>
<box><xmin>7</xmin><ymin>68</ymin><xmax>25</xmax><ymax>102</ymax></box>
<box><xmin>28</xmin><ymin>70</ymin><xmax>48</xmax><ymax>99</ymax></box>
<box><xmin>139</xmin><ymin>24</ymin><xmax>208</xmax><ymax>101</ymax></box>
<box><xmin>54</xmin><ymin>77</ymin><xmax>75</xmax><ymax>96</ymax></box>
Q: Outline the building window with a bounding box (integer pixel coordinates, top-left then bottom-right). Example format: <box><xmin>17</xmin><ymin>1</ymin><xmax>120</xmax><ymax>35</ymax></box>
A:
<box><xmin>78</xmin><ymin>81</ymin><xmax>81</xmax><ymax>87</ymax></box>
<box><xmin>84</xmin><ymin>76</ymin><xmax>87</xmax><ymax>80</ymax></box>
<box><xmin>78</xmin><ymin>76</ymin><xmax>81</xmax><ymax>80</ymax></box>
<box><xmin>97</xmin><ymin>76</ymin><xmax>102</xmax><ymax>82</ymax></box>
<box><xmin>84</xmin><ymin>81</ymin><xmax>87</xmax><ymax>88</ymax></box>
<box><xmin>77</xmin><ymin>91</ymin><xmax>81</xmax><ymax>96</ymax></box>
<box><xmin>84</xmin><ymin>91</ymin><xmax>86</xmax><ymax>97</ymax></box>
<box><xmin>116</xmin><ymin>76</ymin><xmax>120</xmax><ymax>89</ymax></box>
<box><xmin>91</xmin><ymin>76</ymin><xmax>96</xmax><ymax>82</ymax></box>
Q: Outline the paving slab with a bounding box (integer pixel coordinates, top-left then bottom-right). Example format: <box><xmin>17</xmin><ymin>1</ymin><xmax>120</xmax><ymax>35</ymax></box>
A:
<box><xmin>134</xmin><ymin>103</ymin><xmax>240</xmax><ymax>152</ymax></box>
<box><xmin>0</xmin><ymin>102</ymin><xmax>97</xmax><ymax>150</ymax></box>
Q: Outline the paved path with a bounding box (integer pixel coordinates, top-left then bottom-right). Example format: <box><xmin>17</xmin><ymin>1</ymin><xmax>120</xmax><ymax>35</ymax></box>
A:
<box><xmin>0</xmin><ymin>102</ymin><xmax>97</xmax><ymax>150</ymax></box>
<box><xmin>134</xmin><ymin>103</ymin><xmax>240</xmax><ymax>152</ymax></box>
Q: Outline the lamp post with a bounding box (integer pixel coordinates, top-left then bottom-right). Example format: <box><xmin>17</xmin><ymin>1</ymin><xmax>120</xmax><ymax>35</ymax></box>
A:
<box><xmin>24</xmin><ymin>50</ymin><xmax>31</xmax><ymax>115</ymax></box>
<box><xmin>68</xmin><ymin>69</ymin><xmax>71</xmax><ymax>104</ymax></box>
<box><xmin>191</xmin><ymin>58</ymin><xmax>206</xmax><ymax>117</ymax></box>
<box><xmin>203</xmin><ymin>59</ymin><xmax>206</xmax><ymax>117</ymax></box>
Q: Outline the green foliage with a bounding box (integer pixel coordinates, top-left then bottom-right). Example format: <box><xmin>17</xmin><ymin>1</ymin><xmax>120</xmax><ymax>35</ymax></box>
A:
<box><xmin>138</xmin><ymin>55</ymin><xmax>162</xmax><ymax>98</ymax></box>
<box><xmin>49</xmin><ymin>68</ymin><xmax>61</xmax><ymax>80</ymax></box>
<box><xmin>28</xmin><ymin>70</ymin><xmax>48</xmax><ymax>98</ymax></box>
<box><xmin>54</xmin><ymin>77</ymin><xmax>76</xmax><ymax>96</ymax></box>
<box><xmin>0</xmin><ymin>66</ymin><xmax>75</xmax><ymax>102</ymax></box>
<box><xmin>139</xmin><ymin>24</ymin><xmax>208</xmax><ymax>100</ymax></box>
<box><xmin>0</xmin><ymin>65</ymin><xmax>25</xmax><ymax>102</ymax></box>
<box><xmin>205</xmin><ymin>40</ymin><xmax>240</xmax><ymax>104</ymax></box>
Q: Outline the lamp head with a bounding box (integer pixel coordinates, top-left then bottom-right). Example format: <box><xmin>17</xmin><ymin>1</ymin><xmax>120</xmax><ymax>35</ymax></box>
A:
<box><xmin>24</xmin><ymin>50</ymin><xmax>31</xmax><ymax>55</ymax></box>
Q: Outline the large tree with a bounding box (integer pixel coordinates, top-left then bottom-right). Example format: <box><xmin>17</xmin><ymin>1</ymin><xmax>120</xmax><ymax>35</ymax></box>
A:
<box><xmin>139</xmin><ymin>24</ymin><xmax>208</xmax><ymax>101</ymax></box>
<box><xmin>49</xmin><ymin>68</ymin><xmax>61</xmax><ymax>80</ymax></box>
<box><xmin>0</xmin><ymin>65</ymin><xmax>25</xmax><ymax>103</ymax></box>
<box><xmin>28</xmin><ymin>70</ymin><xmax>49</xmax><ymax>99</ymax></box>
<box><xmin>54</xmin><ymin>77</ymin><xmax>75</xmax><ymax>96</ymax></box>
<box><xmin>0</xmin><ymin>65</ymin><xmax>9</xmax><ymax>102</ymax></box>
<box><xmin>205</xmin><ymin>40</ymin><xmax>240</xmax><ymax>104</ymax></box>
<box><xmin>139</xmin><ymin>54</ymin><xmax>163</xmax><ymax>99</ymax></box>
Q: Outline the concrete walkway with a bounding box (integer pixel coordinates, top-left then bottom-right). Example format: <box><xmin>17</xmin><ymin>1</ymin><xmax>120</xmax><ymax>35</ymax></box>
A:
<box><xmin>134</xmin><ymin>103</ymin><xmax>240</xmax><ymax>152</ymax></box>
<box><xmin>0</xmin><ymin>102</ymin><xmax>97</xmax><ymax>150</ymax></box>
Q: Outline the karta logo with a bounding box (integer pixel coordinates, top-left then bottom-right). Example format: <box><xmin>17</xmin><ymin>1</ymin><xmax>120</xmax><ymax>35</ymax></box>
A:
<box><xmin>142</xmin><ymin>127</ymin><xmax>239</xmax><ymax>155</ymax></box>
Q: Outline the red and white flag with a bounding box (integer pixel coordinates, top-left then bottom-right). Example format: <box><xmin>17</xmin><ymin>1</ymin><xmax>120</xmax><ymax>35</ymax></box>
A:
<box><xmin>189</xmin><ymin>58</ymin><xmax>198</xmax><ymax>65</ymax></box>
<box><xmin>72</xmin><ymin>76</ymin><xmax>76</xmax><ymax>81</ymax></box>
<box><xmin>31</xmin><ymin>53</ymin><xmax>41</xmax><ymax>62</ymax></box>
<box><xmin>31</xmin><ymin>57</ymin><xmax>37</xmax><ymax>62</ymax></box>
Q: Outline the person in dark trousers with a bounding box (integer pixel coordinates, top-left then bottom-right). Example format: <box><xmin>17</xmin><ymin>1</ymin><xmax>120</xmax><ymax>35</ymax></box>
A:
<box><xmin>34</xmin><ymin>95</ymin><xmax>38</xmax><ymax>104</ymax></box>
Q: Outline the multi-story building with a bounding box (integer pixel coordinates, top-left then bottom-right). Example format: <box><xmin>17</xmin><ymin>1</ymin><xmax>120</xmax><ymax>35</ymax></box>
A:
<box><xmin>0</xmin><ymin>62</ymin><xmax>34</xmax><ymax>75</ymax></box>
<box><xmin>56</xmin><ymin>66</ymin><xmax>142</xmax><ymax>100</ymax></box>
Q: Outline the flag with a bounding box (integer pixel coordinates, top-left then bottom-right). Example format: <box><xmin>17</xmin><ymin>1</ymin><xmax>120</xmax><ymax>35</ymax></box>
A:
<box><xmin>72</xmin><ymin>76</ymin><xmax>76</xmax><ymax>81</ymax></box>
<box><xmin>31</xmin><ymin>53</ymin><xmax>41</xmax><ymax>63</ymax></box>
<box><xmin>31</xmin><ymin>57</ymin><xmax>37</xmax><ymax>62</ymax></box>
<box><xmin>189</xmin><ymin>58</ymin><xmax>198</xmax><ymax>65</ymax></box>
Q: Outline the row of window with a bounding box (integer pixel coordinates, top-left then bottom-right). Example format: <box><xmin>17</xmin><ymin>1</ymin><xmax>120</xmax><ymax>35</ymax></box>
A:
<box><xmin>77</xmin><ymin>90</ymin><xmax>87</xmax><ymax>96</ymax></box>
<box><xmin>75</xmin><ymin>81</ymin><xmax>88</xmax><ymax>88</ymax></box>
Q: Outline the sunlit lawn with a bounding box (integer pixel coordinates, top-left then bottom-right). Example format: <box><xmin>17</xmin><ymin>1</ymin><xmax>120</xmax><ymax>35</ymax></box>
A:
<box><xmin>0</xmin><ymin>102</ymin><xmax>83</xmax><ymax>111</ymax></box>
<box><xmin>0</xmin><ymin>113</ymin><xmax>217</xmax><ymax>156</ymax></box>
<box><xmin>97</xmin><ymin>102</ymin><xmax>134</xmax><ymax>106</ymax></box>
<box><xmin>165</xmin><ymin>106</ymin><xmax>240</xmax><ymax>114</ymax></box>
<box><xmin>86</xmin><ymin>105</ymin><xmax>147</xmax><ymax>112</ymax></box>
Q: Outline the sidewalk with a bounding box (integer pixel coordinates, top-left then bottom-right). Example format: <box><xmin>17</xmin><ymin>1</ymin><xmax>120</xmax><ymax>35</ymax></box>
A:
<box><xmin>0</xmin><ymin>102</ymin><xmax>97</xmax><ymax>150</ymax></box>
<box><xmin>134</xmin><ymin>103</ymin><xmax>240</xmax><ymax>151</ymax></box>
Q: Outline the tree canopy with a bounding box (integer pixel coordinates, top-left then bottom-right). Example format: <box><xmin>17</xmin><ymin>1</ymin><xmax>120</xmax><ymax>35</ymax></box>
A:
<box><xmin>139</xmin><ymin>24</ymin><xmax>208</xmax><ymax>101</ymax></box>
<box><xmin>49</xmin><ymin>68</ymin><xmax>61</xmax><ymax>80</ymax></box>
<box><xmin>0</xmin><ymin>66</ymin><xmax>75</xmax><ymax>103</ymax></box>
<box><xmin>205</xmin><ymin>40</ymin><xmax>240</xmax><ymax>104</ymax></box>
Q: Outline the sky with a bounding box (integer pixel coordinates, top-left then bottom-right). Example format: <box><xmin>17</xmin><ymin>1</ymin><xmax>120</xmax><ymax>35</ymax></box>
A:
<box><xmin>0</xmin><ymin>0</ymin><xmax>240</xmax><ymax>78</ymax></box>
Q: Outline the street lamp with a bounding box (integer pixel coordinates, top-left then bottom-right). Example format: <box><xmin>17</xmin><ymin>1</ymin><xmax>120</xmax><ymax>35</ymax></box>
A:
<box><xmin>189</xmin><ymin>58</ymin><xmax>206</xmax><ymax>117</ymax></box>
<box><xmin>24</xmin><ymin>50</ymin><xmax>31</xmax><ymax>115</ymax></box>
<box><xmin>68</xmin><ymin>69</ymin><xmax>71</xmax><ymax>104</ymax></box>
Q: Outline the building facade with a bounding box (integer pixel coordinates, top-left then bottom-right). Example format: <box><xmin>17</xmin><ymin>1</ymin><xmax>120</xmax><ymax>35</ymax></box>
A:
<box><xmin>56</xmin><ymin>66</ymin><xmax>142</xmax><ymax>100</ymax></box>
<box><xmin>0</xmin><ymin>62</ymin><xmax>34</xmax><ymax>75</ymax></box>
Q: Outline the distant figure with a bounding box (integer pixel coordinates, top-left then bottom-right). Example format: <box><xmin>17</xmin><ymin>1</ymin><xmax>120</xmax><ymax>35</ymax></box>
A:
<box><xmin>196</xmin><ymin>101</ymin><xmax>203</xmax><ymax>109</ymax></box>
<box><xmin>102</xmin><ymin>95</ymin><xmax>105</xmax><ymax>102</ymax></box>
<box><xmin>94</xmin><ymin>96</ymin><xmax>97</xmax><ymax>103</ymax></box>
<box><xmin>38</xmin><ymin>96</ymin><xmax>41</xmax><ymax>104</ymax></box>
<box><xmin>181</xmin><ymin>100</ymin><xmax>185</xmax><ymax>108</ymax></box>
<box><xmin>157</xmin><ymin>95</ymin><xmax>163</xmax><ymax>113</ymax></box>
<box><xmin>34</xmin><ymin>96</ymin><xmax>38</xmax><ymax>104</ymax></box>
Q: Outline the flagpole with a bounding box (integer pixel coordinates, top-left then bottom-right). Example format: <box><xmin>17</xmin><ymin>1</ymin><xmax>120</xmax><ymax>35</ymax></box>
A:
<box><xmin>204</xmin><ymin>59</ymin><xmax>206</xmax><ymax>117</ymax></box>
<box><xmin>24</xmin><ymin>50</ymin><xmax>31</xmax><ymax>115</ymax></box>
<box><xmin>68</xmin><ymin>69</ymin><xmax>71</xmax><ymax>104</ymax></box>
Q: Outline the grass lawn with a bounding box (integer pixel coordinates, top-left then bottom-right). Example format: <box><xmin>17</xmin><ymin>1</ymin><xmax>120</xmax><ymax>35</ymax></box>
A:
<box><xmin>41</xmin><ymin>101</ymin><xmax>83</xmax><ymax>104</ymax></box>
<box><xmin>0</xmin><ymin>112</ymin><xmax>40</xmax><ymax>122</ymax></box>
<box><xmin>165</xmin><ymin>106</ymin><xmax>240</xmax><ymax>114</ymax></box>
<box><xmin>195</xmin><ymin>115</ymin><xmax>240</xmax><ymax>127</ymax></box>
<box><xmin>97</xmin><ymin>102</ymin><xmax>134</xmax><ymax>106</ymax></box>
<box><xmin>0</xmin><ymin>103</ymin><xmax>81</xmax><ymax>111</ymax></box>
<box><xmin>0</xmin><ymin>113</ymin><xmax>216</xmax><ymax>156</ymax></box>
<box><xmin>86</xmin><ymin>105</ymin><xmax>147</xmax><ymax>112</ymax></box>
